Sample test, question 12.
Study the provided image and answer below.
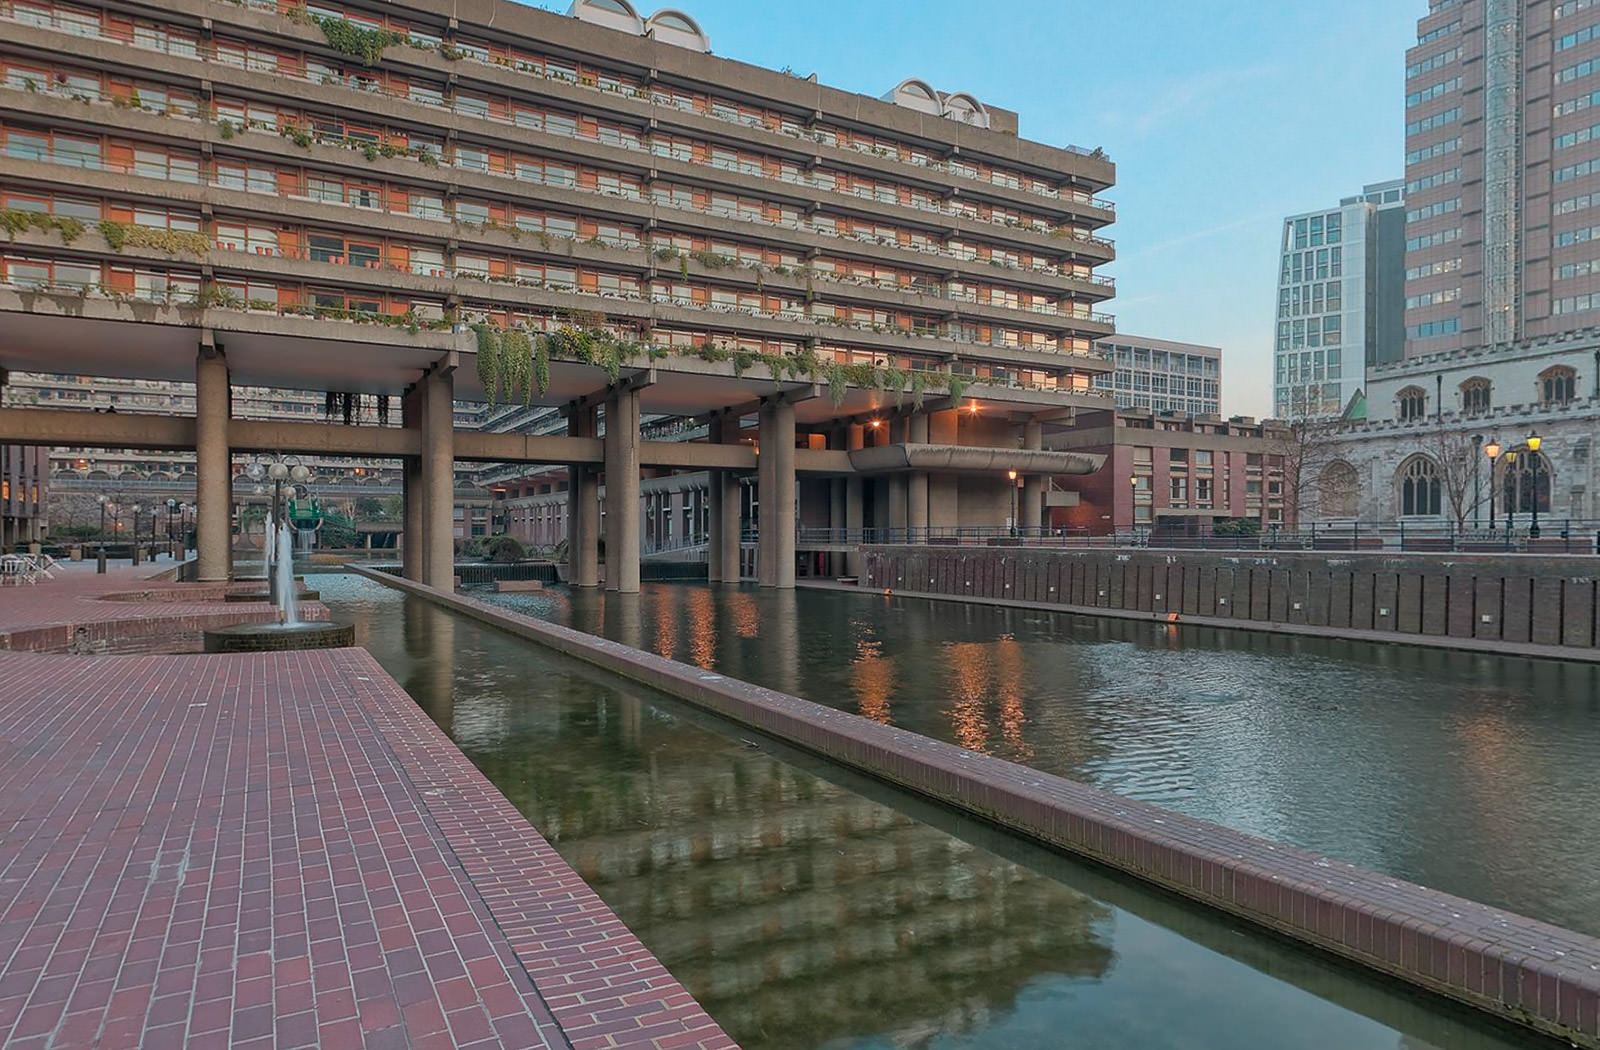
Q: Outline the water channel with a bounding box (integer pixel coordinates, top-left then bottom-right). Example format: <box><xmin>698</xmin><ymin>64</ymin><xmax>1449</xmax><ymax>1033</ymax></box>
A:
<box><xmin>472</xmin><ymin>580</ymin><xmax>1600</xmax><ymax>940</ymax></box>
<box><xmin>320</xmin><ymin>573</ymin><xmax>1559</xmax><ymax>1050</ymax></box>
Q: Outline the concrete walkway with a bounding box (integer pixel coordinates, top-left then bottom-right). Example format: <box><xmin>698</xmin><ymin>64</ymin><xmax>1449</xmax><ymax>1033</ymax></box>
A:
<box><xmin>0</xmin><ymin>571</ymin><xmax>735</xmax><ymax>1049</ymax></box>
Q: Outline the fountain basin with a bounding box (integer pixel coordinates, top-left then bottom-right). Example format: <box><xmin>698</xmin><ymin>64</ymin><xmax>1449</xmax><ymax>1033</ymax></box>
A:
<box><xmin>225</xmin><ymin>590</ymin><xmax>320</xmax><ymax>603</ymax></box>
<box><xmin>203</xmin><ymin>621</ymin><xmax>355</xmax><ymax>653</ymax></box>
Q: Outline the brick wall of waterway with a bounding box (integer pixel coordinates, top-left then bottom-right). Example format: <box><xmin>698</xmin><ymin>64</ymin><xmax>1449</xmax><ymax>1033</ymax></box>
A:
<box><xmin>860</xmin><ymin>546</ymin><xmax>1600</xmax><ymax>654</ymax></box>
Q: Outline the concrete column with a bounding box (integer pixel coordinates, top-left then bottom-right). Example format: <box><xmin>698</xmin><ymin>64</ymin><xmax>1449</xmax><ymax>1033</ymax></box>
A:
<box><xmin>907</xmin><ymin>413</ymin><xmax>929</xmax><ymax>538</ymax></box>
<box><xmin>194</xmin><ymin>345</ymin><xmax>231</xmax><ymax>582</ymax></box>
<box><xmin>927</xmin><ymin>409</ymin><xmax>960</xmax><ymax>531</ymax></box>
<box><xmin>1021</xmin><ymin>419</ymin><xmax>1044</xmax><ymax>535</ymax></box>
<box><xmin>845</xmin><ymin>423</ymin><xmax>865</xmax><ymax>578</ymax></box>
<box><xmin>567</xmin><ymin>407</ymin><xmax>600</xmax><ymax>587</ymax></box>
<box><xmin>421</xmin><ymin>366</ymin><xmax>455</xmax><ymax>591</ymax></box>
<box><xmin>707</xmin><ymin>413</ymin><xmax>743</xmax><ymax>584</ymax></box>
<box><xmin>401</xmin><ymin>387</ymin><xmax>423</xmax><ymax>582</ymax></box>
<box><xmin>758</xmin><ymin>398</ymin><xmax>796</xmax><ymax>588</ymax></box>
<box><xmin>604</xmin><ymin>387</ymin><xmax>641</xmax><ymax>593</ymax></box>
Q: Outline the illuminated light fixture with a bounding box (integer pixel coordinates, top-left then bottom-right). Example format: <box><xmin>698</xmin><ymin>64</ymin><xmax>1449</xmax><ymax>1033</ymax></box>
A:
<box><xmin>869</xmin><ymin>419</ymin><xmax>882</xmax><ymax>428</ymax></box>
<box><xmin>1526</xmin><ymin>429</ymin><xmax>1542</xmax><ymax>452</ymax></box>
<box><xmin>1007</xmin><ymin>469</ymin><xmax>1017</xmax><ymax>482</ymax></box>
<box><xmin>968</xmin><ymin>399</ymin><xmax>980</xmax><ymax>414</ymax></box>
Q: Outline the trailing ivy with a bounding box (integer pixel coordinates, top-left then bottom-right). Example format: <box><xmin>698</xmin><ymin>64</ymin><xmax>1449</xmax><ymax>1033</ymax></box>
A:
<box><xmin>910</xmin><ymin>369</ymin><xmax>928</xmax><ymax>411</ymax></box>
<box><xmin>502</xmin><ymin>329</ymin><xmax>535</xmax><ymax>407</ymax></box>
<box><xmin>1</xmin><ymin>210</ymin><xmax>86</xmax><ymax>243</ymax></box>
<box><xmin>472</xmin><ymin>324</ymin><xmax>502</xmax><ymax>406</ymax></box>
<box><xmin>99</xmin><ymin>220</ymin><xmax>208</xmax><ymax>256</ymax></box>
<box><xmin>883</xmin><ymin>365</ymin><xmax>907</xmax><ymax>409</ymax></box>
<box><xmin>313</xmin><ymin>16</ymin><xmax>403</xmax><ymax>66</ymax></box>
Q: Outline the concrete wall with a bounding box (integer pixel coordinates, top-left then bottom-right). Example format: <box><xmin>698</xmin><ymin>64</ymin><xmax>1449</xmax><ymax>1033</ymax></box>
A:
<box><xmin>862</xmin><ymin>546</ymin><xmax>1600</xmax><ymax>655</ymax></box>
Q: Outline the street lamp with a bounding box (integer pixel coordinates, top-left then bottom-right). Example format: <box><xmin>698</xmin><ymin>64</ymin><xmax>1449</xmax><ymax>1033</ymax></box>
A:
<box><xmin>1526</xmin><ymin>429</ymin><xmax>1544</xmax><ymax>539</ymax></box>
<box><xmin>246</xmin><ymin>455</ymin><xmax>311</xmax><ymax>561</ymax></box>
<box><xmin>1483</xmin><ymin>437</ymin><xmax>1502</xmax><ymax>531</ymax></box>
<box><xmin>1504</xmin><ymin>451</ymin><xmax>1519</xmax><ymax>532</ymax></box>
<box><xmin>1007</xmin><ymin>469</ymin><xmax>1018</xmax><ymax>537</ymax></box>
<box><xmin>1471</xmin><ymin>434</ymin><xmax>1482</xmax><ymax>529</ymax></box>
<box><xmin>97</xmin><ymin>493</ymin><xmax>109</xmax><ymax>543</ymax></box>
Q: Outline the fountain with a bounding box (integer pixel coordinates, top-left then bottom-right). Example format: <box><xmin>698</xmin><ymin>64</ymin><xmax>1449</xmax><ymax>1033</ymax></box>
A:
<box><xmin>204</xmin><ymin>520</ymin><xmax>354</xmax><ymax>653</ymax></box>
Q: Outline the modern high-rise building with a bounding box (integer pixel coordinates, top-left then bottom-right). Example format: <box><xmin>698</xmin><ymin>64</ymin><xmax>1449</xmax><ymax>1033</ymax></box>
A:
<box><xmin>1093</xmin><ymin>334</ymin><xmax>1221</xmax><ymax>417</ymax></box>
<box><xmin>1401</xmin><ymin>0</ymin><xmax>1600</xmax><ymax>353</ymax></box>
<box><xmin>1273</xmin><ymin>180</ymin><xmax>1406</xmax><ymax>418</ymax></box>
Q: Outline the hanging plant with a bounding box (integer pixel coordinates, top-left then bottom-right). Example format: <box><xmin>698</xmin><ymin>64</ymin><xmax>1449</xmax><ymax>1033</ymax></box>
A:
<box><xmin>910</xmin><ymin>370</ymin><xmax>928</xmax><ymax>411</ymax></box>
<box><xmin>826</xmin><ymin>363</ymin><xmax>848</xmax><ymax>408</ymax></box>
<box><xmin>502</xmin><ymin>329</ymin><xmax>535</xmax><ymax>406</ymax></box>
<box><xmin>472</xmin><ymin>323</ymin><xmax>502</xmax><ymax>406</ymax></box>
<box><xmin>947</xmin><ymin>374</ymin><xmax>970</xmax><ymax>404</ymax></box>
<box><xmin>883</xmin><ymin>366</ymin><xmax>907</xmax><ymax>408</ymax></box>
<box><xmin>313</xmin><ymin>16</ymin><xmax>403</xmax><ymax>66</ymax></box>
<box><xmin>534</xmin><ymin>336</ymin><xmax>551</xmax><ymax>396</ymax></box>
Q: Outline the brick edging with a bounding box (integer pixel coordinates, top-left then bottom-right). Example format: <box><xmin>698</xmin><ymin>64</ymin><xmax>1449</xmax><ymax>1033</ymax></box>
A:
<box><xmin>353</xmin><ymin>566</ymin><xmax>1600</xmax><ymax>1048</ymax></box>
<box><xmin>324</xmin><ymin>645</ymin><xmax>737</xmax><ymax>1050</ymax></box>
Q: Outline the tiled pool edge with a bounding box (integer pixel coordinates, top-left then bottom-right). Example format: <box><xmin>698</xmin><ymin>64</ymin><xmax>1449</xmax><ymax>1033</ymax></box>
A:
<box><xmin>355</xmin><ymin>566</ymin><xmax>1600</xmax><ymax>1048</ymax></box>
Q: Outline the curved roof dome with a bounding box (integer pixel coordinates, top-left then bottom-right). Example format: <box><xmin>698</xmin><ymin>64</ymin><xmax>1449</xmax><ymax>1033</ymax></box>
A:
<box><xmin>645</xmin><ymin>8</ymin><xmax>710</xmax><ymax>51</ymax></box>
<box><xmin>568</xmin><ymin>0</ymin><xmax>644</xmax><ymax>34</ymax></box>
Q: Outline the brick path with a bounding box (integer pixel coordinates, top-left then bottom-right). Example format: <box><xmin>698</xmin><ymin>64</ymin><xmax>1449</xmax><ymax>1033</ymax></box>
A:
<box><xmin>0</xmin><ymin>570</ymin><xmax>736</xmax><ymax>1050</ymax></box>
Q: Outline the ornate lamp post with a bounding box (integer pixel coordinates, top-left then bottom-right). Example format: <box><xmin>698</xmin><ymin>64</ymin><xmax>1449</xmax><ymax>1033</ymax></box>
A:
<box><xmin>96</xmin><ymin>493</ymin><xmax>109</xmax><ymax>543</ymax></box>
<box><xmin>1483</xmin><ymin>437</ymin><xmax>1502</xmax><ymax>531</ymax></box>
<box><xmin>245</xmin><ymin>455</ymin><xmax>311</xmax><ymax>559</ymax></box>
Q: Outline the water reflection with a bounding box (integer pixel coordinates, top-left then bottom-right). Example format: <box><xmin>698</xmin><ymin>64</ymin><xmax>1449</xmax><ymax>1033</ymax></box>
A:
<box><xmin>479</xmin><ymin>581</ymin><xmax>1600</xmax><ymax>938</ymax></box>
<box><xmin>320</xmin><ymin>575</ymin><xmax>1547</xmax><ymax>1050</ymax></box>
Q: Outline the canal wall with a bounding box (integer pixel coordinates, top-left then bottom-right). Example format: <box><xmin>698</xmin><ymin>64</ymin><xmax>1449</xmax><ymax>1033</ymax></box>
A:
<box><xmin>356</xmin><ymin>565</ymin><xmax>1600</xmax><ymax>1048</ymax></box>
<box><xmin>860</xmin><ymin>546</ymin><xmax>1600</xmax><ymax>658</ymax></box>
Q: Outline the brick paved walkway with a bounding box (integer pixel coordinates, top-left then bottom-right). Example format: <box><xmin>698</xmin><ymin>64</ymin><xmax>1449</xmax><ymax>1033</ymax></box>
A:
<box><xmin>0</xmin><ymin>597</ymin><xmax>735</xmax><ymax>1050</ymax></box>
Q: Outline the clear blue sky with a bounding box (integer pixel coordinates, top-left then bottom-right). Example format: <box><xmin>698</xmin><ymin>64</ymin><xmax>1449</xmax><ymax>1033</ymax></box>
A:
<box><xmin>539</xmin><ymin>0</ymin><xmax>1427</xmax><ymax>416</ymax></box>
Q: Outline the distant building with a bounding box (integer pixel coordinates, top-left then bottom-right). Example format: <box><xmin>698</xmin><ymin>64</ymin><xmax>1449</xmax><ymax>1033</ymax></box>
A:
<box><xmin>1274</xmin><ymin>180</ymin><xmax>1406</xmax><ymax>419</ymax></box>
<box><xmin>1093</xmin><ymin>335</ymin><xmax>1221</xmax><ymax>417</ymax></box>
<box><xmin>1</xmin><ymin>444</ymin><xmax>47</xmax><ymax>547</ymax></box>
<box><xmin>1048</xmin><ymin>409</ymin><xmax>1293</xmax><ymax>536</ymax></box>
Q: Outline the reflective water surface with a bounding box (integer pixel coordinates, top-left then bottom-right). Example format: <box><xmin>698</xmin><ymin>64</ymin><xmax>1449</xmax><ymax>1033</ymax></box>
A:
<box><xmin>473</xmin><ymin>581</ymin><xmax>1600</xmax><ymax>939</ymax></box>
<box><xmin>322</xmin><ymin>575</ymin><xmax>1549</xmax><ymax>1050</ymax></box>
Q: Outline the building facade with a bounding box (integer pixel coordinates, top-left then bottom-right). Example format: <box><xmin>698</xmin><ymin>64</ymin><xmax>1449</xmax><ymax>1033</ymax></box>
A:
<box><xmin>1093</xmin><ymin>334</ymin><xmax>1221</xmax><ymax>417</ymax></box>
<box><xmin>1312</xmin><ymin>330</ymin><xmax>1600</xmax><ymax>524</ymax></box>
<box><xmin>1274</xmin><ymin>180</ymin><xmax>1406</xmax><ymax>419</ymax></box>
<box><xmin>1400</xmin><ymin>0</ymin><xmax>1600</xmax><ymax>353</ymax></box>
<box><xmin>1048</xmin><ymin>409</ymin><xmax>1292</xmax><ymax>536</ymax></box>
<box><xmin>1</xmin><ymin>442</ymin><xmax>47</xmax><ymax>546</ymax></box>
<box><xmin>0</xmin><ymin>0</ymin><xmax>1120</xmax><ymax>588</ymax></box>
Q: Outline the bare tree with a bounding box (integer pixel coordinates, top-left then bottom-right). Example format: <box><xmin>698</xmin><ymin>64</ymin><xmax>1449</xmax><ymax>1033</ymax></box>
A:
<box><xmin>1269</xmin><ymin>387</ymin><xmax>1352</xmax><ymax>524</ymax></box>
<box><xmin>1428</xmin><ymin>425</ymin><xmax>1482</xmax><ymax>529</ymax></box>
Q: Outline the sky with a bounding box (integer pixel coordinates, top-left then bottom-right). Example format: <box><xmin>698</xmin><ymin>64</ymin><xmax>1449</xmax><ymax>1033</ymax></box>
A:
<box><xmin>537</xmin><ymin>0</ymin><xmax>1428</xmax><ymax>417</ymax></box>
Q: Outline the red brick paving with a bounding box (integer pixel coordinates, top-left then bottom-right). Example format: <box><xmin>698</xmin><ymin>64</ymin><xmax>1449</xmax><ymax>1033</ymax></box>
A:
<box><xmin>0</xmin><ymin>567</ymin><xmax>737</xmax><ymax>1050</ymax></box>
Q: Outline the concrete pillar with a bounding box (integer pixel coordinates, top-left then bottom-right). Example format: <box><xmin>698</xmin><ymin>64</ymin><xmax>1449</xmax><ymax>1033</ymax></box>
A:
<box><xmin>567</xmin><ymin>407</ymin><xmax>600</xmax><ymax>588</ymax></box>
<box><xmin>421</xmin><ymin>366</ymin><xmax>455</xmax><ymax>590</ymax></box>
<box><xmin>194</xmin><ymin>345</ymin><xmax>231</xmax><ymax>582</ymax></box>
<box><xmin>401</xmin><ymin>387</ymin><xmax>423</xmax><ymax>581</ymax></box>
<box><xmin>604</xmin><ymin>387</ymin><xmax>641</xmax><ymax>593</ymax></box>
<box><xmin>907</xmin><ymin>413</ymin><xmax>929</xmax><ymax>539</ymax></box>
<box><xmin>846</xmin><ymin>423</ymin><xmax>865</xmax><ymax>578</ymax></box>
<box><xmin>1021</xmin><ymin>419</ymin><xmax>1044</xmax><ymax>535</ymax></box>
<box><xmin>707</xmin><ymin>413</ymin><xmax>743</xmax><ymax>584</ymax></box>
<box><xmin>928</xmin><ymin>409</ymin><xmax>960</xmax><ymax>531</ymax></box>
<box><xmin>758</xmin><ymin>398</ymin><xmax>796</xmax><ymax>588</ymax></box>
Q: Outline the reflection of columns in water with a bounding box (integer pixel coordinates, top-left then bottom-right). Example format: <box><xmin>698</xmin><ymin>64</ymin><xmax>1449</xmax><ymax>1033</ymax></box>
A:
<box><xmin>569</xmin><ymin>585</ymin><xmax>606</xmax><ymax>638</ymax></box>
<box><xmin>402</xmin><ymin>599</ymin><xmax>456</xmax><ymax>734</ymax></box>
<box><xmin>604</xmin><ymin>591</ymin><xmax>644</xmax><ymax>652</ymax></box>
<box><xmin>767</xmin><ymin>587</ymin><xmax>801</xmax><ymax>697</ymax></box>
